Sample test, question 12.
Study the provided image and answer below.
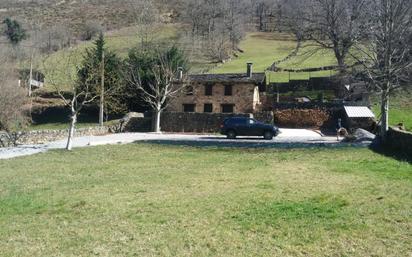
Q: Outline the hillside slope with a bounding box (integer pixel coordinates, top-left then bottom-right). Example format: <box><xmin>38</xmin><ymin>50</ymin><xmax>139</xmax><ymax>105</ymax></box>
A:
<box><xmin>0</xmin><ymin>0</ymin><xmax>176</xmax><ymax>33</ymax></box>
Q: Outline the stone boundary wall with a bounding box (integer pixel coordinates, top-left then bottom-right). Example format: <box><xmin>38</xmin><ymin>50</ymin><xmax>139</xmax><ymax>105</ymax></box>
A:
<box><xmin>386</xmin><ymin>127</ymin><xmax>412</xmax><ymax>155</ymax></box>
<box><xmin>160</xmin><ymin>112</ymin><xmax>252</xmax><ymax>133</ymax></box>
<box><xmin>0</xmin><ymin>126</ymin><xmax>110</xmax><ymax>147</ymax></box>
<box><xmin>122</xmin><ymin>117</ymin><xmax>152</xmax><ymax>132</ymax></box>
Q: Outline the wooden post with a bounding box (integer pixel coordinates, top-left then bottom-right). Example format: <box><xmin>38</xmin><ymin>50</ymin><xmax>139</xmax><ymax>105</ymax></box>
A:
<box><xmin>99</xmin><ymin>51</ymin><xmax>105</xmax><ymax>127</ymax></box>
<box><xmin>28</xmin><ymin>51</ymin><xmax>34</xmax><ymax>97</ymax></box>
<box><xmin>277</xmin><ymin>84</ymin><xmax>280</xmax><ymax>103</ymax></box>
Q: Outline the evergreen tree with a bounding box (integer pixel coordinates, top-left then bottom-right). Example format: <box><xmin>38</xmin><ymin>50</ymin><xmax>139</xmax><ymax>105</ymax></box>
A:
<box><xmin>78</xmin><ymin>33</ymin><xmax>125</xmax><ymax>118</ymax></box>
<box><xmin>3</xmin><ymin>18</ymin><xmax>28</xmax><ymax>45</ymax></box>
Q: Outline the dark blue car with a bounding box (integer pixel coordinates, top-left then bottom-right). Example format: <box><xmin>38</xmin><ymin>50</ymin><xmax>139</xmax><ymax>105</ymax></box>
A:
<box><xmin>220</xmin><ymin>117</ymin><xmax>279</xmax><ymax>140</ymax></box>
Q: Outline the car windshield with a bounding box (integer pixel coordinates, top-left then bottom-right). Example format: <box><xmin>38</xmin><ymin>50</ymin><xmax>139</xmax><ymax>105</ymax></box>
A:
<box><xmin>248</xmin><ymin>119</ymin><xmax>256</xmax><ymax>125</ymax></box>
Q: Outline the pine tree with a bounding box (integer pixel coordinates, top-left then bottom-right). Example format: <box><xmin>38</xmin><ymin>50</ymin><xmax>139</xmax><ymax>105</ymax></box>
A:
<box><xmin>3</xmin><ymin>18</ymin><xmax>28</xmax><ymax>45</ymax></box>
<box><xmin>78</xmin><ymin>32</ymin><xmax>125</xmax><ymax>120</ymax></box>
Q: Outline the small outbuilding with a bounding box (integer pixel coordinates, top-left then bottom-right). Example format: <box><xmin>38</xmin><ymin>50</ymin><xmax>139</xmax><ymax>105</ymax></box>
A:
<box><xmin>344</xmin><ymin>106</ymin><xmax>376</xmax><ymax>131</ymax></box>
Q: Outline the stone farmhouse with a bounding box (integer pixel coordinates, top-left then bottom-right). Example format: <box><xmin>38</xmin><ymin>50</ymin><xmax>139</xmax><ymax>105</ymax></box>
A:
<box><xmin>163</xmin><ymin>62</ymin><xmax>375</xmax><ymax>132</ymax></box>
<box><xmin>168</xmin><ymin>63</ymin><xmax>266</xmax><ymax>114</ymax></box>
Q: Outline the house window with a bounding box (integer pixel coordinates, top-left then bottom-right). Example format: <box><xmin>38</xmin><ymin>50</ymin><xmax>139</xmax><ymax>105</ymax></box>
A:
<box><xmin>221</xmin><ymin>104</ymin><xmax>234</xmax><ymax>113</ymax></box>
<box><xmin>183</xmin><ymin>104</ymin><xmax>196</xmax><ymax>112</ymax></box>
<box><xmin>205</xmin><ymin>84</ymin><xmax>213</xmax><ymax>96</ymax></box>
<box><xmin>186</xmin><ymin>86</ymin><xmax>194</xmax><ymax>95</ymax></box>
<box><xmin>204</xmin><ymin>103</ymin><xmax>213</xmax><ymax>113</ymax></box>
<box><xmin>224</xmin><ymin>85</ymin><xmax>233</xmax><ymax>96</ymax></box>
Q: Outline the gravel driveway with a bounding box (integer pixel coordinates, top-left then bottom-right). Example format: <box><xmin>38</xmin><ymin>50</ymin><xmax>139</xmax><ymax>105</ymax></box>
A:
<box><xmin>0</xmin><ymin>129</ymin><xmax>340</xmax><ymax>160</ymax></box>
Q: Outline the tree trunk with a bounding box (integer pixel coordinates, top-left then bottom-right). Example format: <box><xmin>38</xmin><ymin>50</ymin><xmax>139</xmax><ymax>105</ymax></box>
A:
<box><xmin>336</xmin><ymin>54</ymin><xmax>346</xmax><ymax>73</ymax></box>
<box><xmin>66</xmin><ymin>111</ymin><xmax>77</xmax><ymax>151</ymax></box>
<box><xmin>380</xmin><ymin>92</ymin><xmax>389</xmax><ymax>142</ymax></box>
<box><xmin>99</xmin><ymin>103</ymin><xmax>104</xmax><ymax>127</ymax></box>
<box><xmin>153</xmin><ymin>108</ymin><xmax>161</xmax><ymax>133</ymax></box>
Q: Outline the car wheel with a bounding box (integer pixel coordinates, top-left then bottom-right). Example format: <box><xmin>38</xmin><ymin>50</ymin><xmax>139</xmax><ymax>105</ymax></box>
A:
<box><xmin>227</xmin><ymin>130</ymin><xmax>236</xmax><ymax>139</ymax></box>
<box><xmin>263</xmin><ymin>131</ymin><xmax>273</xmax><ymax>140</ymax></box>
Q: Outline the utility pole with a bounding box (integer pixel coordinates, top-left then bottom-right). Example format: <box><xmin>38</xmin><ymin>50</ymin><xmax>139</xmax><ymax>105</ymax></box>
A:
<box><xmin>28</xmin><ymin>51</ymin><xmax>34</xmax><ymax>97</ymax></box>
<box><xmin>99</xmin><ymin>50</ymin><xmax>105</xmax><ymax>127</ymax></box>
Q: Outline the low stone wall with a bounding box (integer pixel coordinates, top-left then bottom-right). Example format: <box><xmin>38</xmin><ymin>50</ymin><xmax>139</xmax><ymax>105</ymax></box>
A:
<box><xmin>386</xmin><ymin>127</ymin><xmax>412</xmax><ymax>155</ymax></box>
<box><xmin>122</xmin><ymin>117</ymin><xmax>152</xmax><ymax>132</ymax></box>
<box><xmin>161</xmin><ymin>112</ymin><xmax>252</xmax><ymax>133</ymax></box>
<box><xmin>0</xmin><ymin>126</ymin><xmax>110</xmax><ymax>146</ymax></box>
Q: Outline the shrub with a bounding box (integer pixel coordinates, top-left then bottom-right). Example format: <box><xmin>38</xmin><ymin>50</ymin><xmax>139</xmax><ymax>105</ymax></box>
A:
<box><xmin>80</xmin><ymin>21</ymin><xmax>103</xmax><ymax>41</ymax></box>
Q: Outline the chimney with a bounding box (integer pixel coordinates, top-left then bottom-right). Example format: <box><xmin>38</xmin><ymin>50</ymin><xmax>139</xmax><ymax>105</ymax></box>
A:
<box><xmin>247</xmin><ymin>62</ymin><xmax>253</xmax><ymax>78</ymax></box>
<box><xmin>177</xmin><ymin>67</ymin><xmax>183</xmax><ymax>81</ymax></box>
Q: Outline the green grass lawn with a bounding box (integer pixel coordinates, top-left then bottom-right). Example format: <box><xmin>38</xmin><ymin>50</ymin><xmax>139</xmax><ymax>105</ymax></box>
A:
<box><xmin>39</xmin><ymin>30</ymin><xmax>340</xmax><ymax>91</ymax></box>
<box><xmin>211</xmin><ymin>32</ymin><xmax>298</xmax><ymax>74</ymax></box>
<box><xmin>211</xmin><ymin>32</ymin><xmax>338</xmax><ymax>83</ymax></box>
<box><xmin>0</xmin><ymin>144</ymin><xmax>410</xmax><ymax>256</ymax></box>
<box><xmin>371</xmin><ymin>93</ymin><xmax>412</xmax><ymax>131</ymax></box>
<box><xmin>39</xmin><ymin>24</ymin><xmax>178</xmax><ymax>91</ymax></box>
<box><xmin>276</xmin><ymin>90</ymin><xmax>336</xmax><ymax>101</ymax></box>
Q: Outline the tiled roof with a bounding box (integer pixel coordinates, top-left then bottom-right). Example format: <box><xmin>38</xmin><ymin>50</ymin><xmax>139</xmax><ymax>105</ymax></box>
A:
<box><xmin>189</xmin><ymin>73</ymin><xmax>266</xmax><ymax>84</ymax></box>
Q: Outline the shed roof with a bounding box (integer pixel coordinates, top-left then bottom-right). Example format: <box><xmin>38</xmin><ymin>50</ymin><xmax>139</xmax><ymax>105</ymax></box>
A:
<box><xmin>189</xmin><ymin>73</ymin><xmax>266</xmax><ymax>84</ymax></box>
<box><xmin>344</xmin><ymin>106</ymin><xmax>375</xmax><ymax>118</ymax></box>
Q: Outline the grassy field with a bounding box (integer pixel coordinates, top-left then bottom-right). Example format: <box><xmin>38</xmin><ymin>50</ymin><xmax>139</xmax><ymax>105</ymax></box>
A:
<box><xmin>0</xmin><ymin>144</ymin><xmax>410</xmax><ymax>257</ymax></box>
<box><xmin>211</xmin><ymin>32</ymin><xmax>338</xmax><ymax>83</ymax></box>
<box><xmin>39</xmin><ymin>30</ymin><xmax>339</xmax><ymax>91</ymax></box>
<box><xmin>40</xmin><ymin>24</ymin><xmax>178</xmax><ymax>91</ymax></box>
<box><xmin>371</xmin><ymin>93</ymin><xmax>412</xmax><ymax>131</ymax></box>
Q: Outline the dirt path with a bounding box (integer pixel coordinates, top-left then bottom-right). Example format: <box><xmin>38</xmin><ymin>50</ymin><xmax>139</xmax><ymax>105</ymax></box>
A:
<box><xmin>0</xmin><ymin>129</ymin><xmax>342</xmax><ymax>160</ymax></box>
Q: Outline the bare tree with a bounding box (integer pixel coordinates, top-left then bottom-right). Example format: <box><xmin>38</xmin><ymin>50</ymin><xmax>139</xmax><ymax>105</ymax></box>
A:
<box><xmin>181</xmin><ymin>0</ymin><xmax>250</xmax><ymax>63</ymax></box>
<box><xmin>204</xmin><ymin>29</ymin><xmax>232</xmax><ymax>63</ymax></box>
<box><xmin>223</xmin><ymin>0</ymin><xmax>247</xmax><ymax>50</ymax></box>
<box><xmin>353</xmin><ymin>0</ymin><xmax>412</xmax><ymax>140</ymax></box>
<box><xmin>34</xmin><ymin>24</ymin><xmax>73</xmax><ymax>53</ymax></box>
<box><xmin>129</xmin><ymin>0</ymin><xmax>160</xmax><ymax>49</ymax></box>
<box><xmin>43</xmin><ymin>51</ymin><xmax>99</xmax><ymax>150</ymax></box>
<box><xmin>0</xmin><ymin>49</ymin><xmax>29</xmax><ymax>147</ymax></box>
<box><xmin>285</xmin><ymin>0</ymin><xmax>367</xmax><ymax>71</ymax></box>
<box><xmin>254</xmin><ymin>0</ymin><xmax>283</xmax><ymax>32</ymax></box>
<box><xmin>126</xmin><ymin>47</ymin><xmax>188</xmax><ymax>132</ymax></box>
<box><xmin>80</xmin><ymin>20</ymin><xmax>103</xmax><ymax>41</ymax></box>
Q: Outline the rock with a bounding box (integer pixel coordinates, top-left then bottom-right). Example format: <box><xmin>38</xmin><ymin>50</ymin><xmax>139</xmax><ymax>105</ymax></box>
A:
<box><xmin>351</xmin><ymin>128</ymin><xmax>376</xmax><ymax>142</ymax></box>
<box><xmin>122</xmin><ymin>112</ymin><xmax>144</xmax><ymax>121</ymax></box>
<box><xmin>395</xmin><ymin>123</ymin><xmax>405</xmax><ymax>131</ymax></box>
<box><xmin>110</xmin><ymin>112</ymin><xmax>151</xmax><ymax>133</ymax></box>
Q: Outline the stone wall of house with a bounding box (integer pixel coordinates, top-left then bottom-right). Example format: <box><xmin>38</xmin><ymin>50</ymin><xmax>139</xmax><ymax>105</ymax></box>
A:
<box><xmin>386</xmin><ymin>127</ymin><xmax>412</xmax><ymax>155</ymax></box>
<box><xmin>168</xmin><ymin>82</ymin><xmax>259</xmax><ymax>113</ymax></box>
<box><xmin>160</xmin><ymin>112</ymin><xmax>252</xmax><ymax>133</ymax></box>
<box><xmin>0</xmin><ymin>126</ymin><xmax>110</xmax><ymax>147</ymax></box>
